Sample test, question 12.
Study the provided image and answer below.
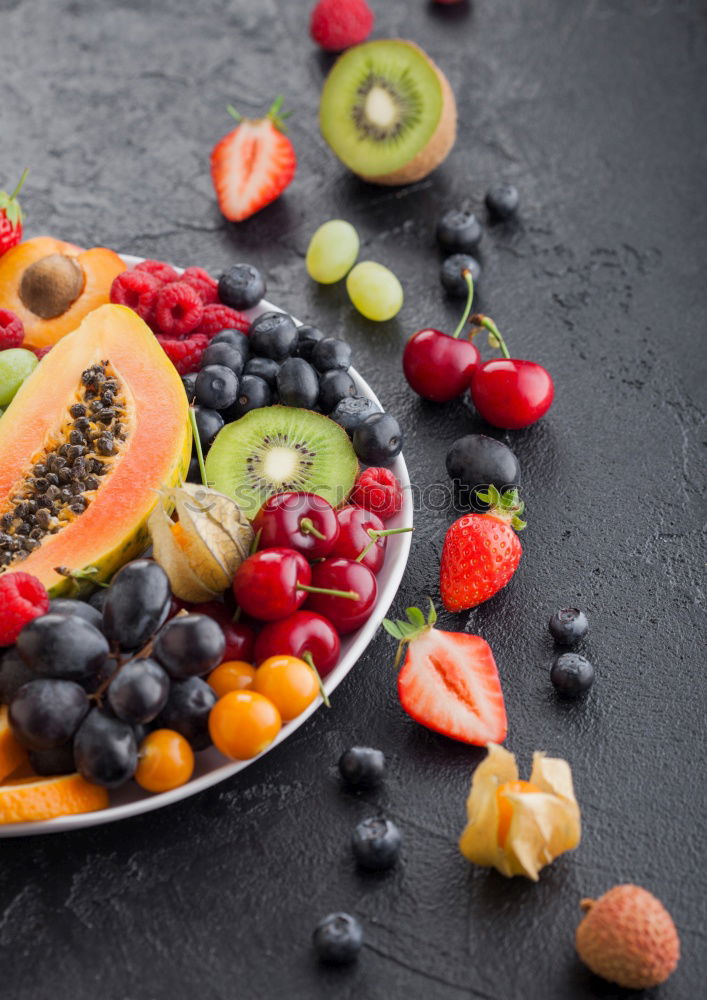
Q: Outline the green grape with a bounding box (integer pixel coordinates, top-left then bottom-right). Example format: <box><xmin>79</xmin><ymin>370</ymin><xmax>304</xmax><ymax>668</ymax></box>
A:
<box><xmin>306</xmin><ymin>219</ymin><xmax>360</xmax><ymax>284</ymax></box>
<box><xmin>0</xmin><ymin>348</ymin><xmax>38</xmax><ymax>407</ymax></box>
<box><xmin>346</xmin><ymin>261</ymin><xmax>403</xmax><ymax>322</ymax></box>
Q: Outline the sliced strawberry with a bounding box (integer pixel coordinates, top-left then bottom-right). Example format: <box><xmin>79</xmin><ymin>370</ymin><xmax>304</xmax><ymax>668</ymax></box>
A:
<box><xmin>210</xmin><ymin>97</ymin><xmax>296</xmax><ymax>223</ymax></box>
<box><xmin>384</xmin><ymin>604</ymin><xmax>507</xmax><ymax>745</ymax></box>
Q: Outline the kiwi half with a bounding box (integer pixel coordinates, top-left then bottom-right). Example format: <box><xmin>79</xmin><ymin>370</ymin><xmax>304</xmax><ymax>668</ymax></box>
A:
<box><xmin>319</xmin><ymin>39</ymin><xmax>457</xmax><ymax>186</ymax></box>
<box><xmin>204</xmin><ymin>405</ymin><xmax>359</xmax><ymax>520</ymax></box>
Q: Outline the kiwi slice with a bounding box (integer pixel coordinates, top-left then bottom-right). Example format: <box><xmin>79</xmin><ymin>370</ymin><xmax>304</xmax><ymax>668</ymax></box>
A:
<box><xmin>204</xmin><ymin>406</ymin><xmax>359</xmax><ymax>520</ymax></box>
<box><xmin>319</xmin><ymin>39</ymin><xmax>457</xmax><ymax>185</ymax></box>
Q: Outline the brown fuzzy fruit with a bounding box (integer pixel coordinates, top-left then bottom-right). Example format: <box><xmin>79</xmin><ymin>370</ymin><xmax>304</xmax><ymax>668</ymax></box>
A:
<box><xmin>575</xmin><ymin>884</ymin><xmax>680</xmax><ymax>989</ymax></box>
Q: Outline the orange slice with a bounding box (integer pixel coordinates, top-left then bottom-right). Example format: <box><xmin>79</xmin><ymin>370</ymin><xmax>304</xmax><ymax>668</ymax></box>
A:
<box><xmin>0</xmin><ymin>772</ymin><xmax>108</xmax><ymax>824</ymax></box>
<box><xmin>0</xmin><ymin>705</ymin><xmax>28</xmax><ymax>781</ymax></box>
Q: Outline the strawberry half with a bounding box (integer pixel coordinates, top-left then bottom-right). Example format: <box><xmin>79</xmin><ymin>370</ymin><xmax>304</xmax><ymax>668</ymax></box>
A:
<box><xmin>383</xmin><ymin>603</ymin><xmax>507</xmax><ymax>745</ymax></box>
<box><xmin>440</xmin><ymin>486</ymin><xmax>525</xmax><ymax>612</ymax></box>
<box><xmin>0</xmin><ymin>168</ymin><xmax>28</xmax><ymax>258</ymax></box>
<box><xmin>210</xmin><ymin>97</ymin><xmax>296</xmax><ymax>223</ymax></box>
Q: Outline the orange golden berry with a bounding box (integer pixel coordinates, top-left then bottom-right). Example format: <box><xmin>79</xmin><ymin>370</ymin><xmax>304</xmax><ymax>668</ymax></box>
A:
<box><xmin>495</xmin><ymin>779</ymin><xmax>541</xmax><ymax>847</ymax></box>
<box><xmin>209</xmin><ymin>690</ymin><xmax>281</xmax><ymax>760</ymax></box>
<box><xmin>208</xmin><ymin>660</ymin><xmax>256</xmax><ymax>698</ymax></box>
<box><xmin>135</xmin><ymin>729</ymin><xmax>194</xmax><ymax>794</ymax></box>
<box><xmin>254</xmin><ymin>655</ymin><xmax>319</xmax><ymax>721</ymax></box>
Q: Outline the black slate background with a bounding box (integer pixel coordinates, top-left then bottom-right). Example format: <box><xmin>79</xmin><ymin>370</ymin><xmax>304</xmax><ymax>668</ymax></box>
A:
<box><xmin>1</xmin><ymin>1</ymin><xmax>706</xmax><ymax>997</ymax></box>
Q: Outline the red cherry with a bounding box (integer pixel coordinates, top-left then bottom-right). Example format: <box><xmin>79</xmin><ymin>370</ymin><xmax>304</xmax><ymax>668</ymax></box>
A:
<box><xmin>469</xmin><ymin>313</ymin><xmax>554</xmax><ymax>429</ymax></box>
<box><xmin>254</xmin><ymin>611</ymin><xmax>341</xmax><ymax>677</ymax></box>
<box><xmin>333</xmin><ymin>506</ymin><xmax>413</xmax><ymax>574</ymax></box>
<box><xmin>304</xmin><ymin>558</ymin><xmax>378</xmax><ymax>635</ymax></box>
<box><xmin>403</xmin><ymin>268</ymin><xmax>480</xmax><ymax>402</ymax></box>
<box><xmin>252</xmin><ymin>491</ymin><xmax>340</xmax><ymax>559</ymax></box>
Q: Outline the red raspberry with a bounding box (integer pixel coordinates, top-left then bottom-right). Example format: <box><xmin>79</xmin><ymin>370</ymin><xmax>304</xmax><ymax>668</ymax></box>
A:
<box><xmin>110</xmin><ymin>270</ymin><xmax>161</xmax><ymax>324</ymax></box>
<box><xmin>154</xmin><ymin>281</ymin><xmax>204</xmax><ymax>337</ymax></box>
<box><xmin>181</xmin><ymin>266</ymin><xmax>219</xmax><ymax>305</ymax></box>
<box><xmin>351</xmin><ymin>467</ymin><xmax>404</xmax><ymax>521</ymax></box>
<box><xmin>197</xmin><ymin>303</ymin><xmax>249</xmax><ymax>338</ymax></box>
<box><xmin>310</xmin><ymin>0</ymin><xmax>373</xmax><ymax>51</ymax></box>
<box><xmin>0</xmin><ymin>308</ymin><xmax>24</xmax><ymax>349</ymax></box>
<box><xmin>0</xmin><ymin>572</ymin><xmax>50</xmax><ymax>646</ymax></box>
<box><xmin>33</xmin><ymin>346</ymin><xmax>52</xmax><ymax>360</ymax></box>
<box><xmin>134</xmin><ymin>259</ymin><xmax>180</xmax><ymax>284</ymax></box>
<box><xmin>155</xmin><ymin>332</ymin><xmax>209</xmax><ymax>374</ymax></box>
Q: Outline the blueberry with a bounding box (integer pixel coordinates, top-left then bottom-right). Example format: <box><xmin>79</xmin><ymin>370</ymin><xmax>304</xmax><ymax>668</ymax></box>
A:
<box><xmin>296</xmin><ymin>324</ymin><xmax>325</xmax><ymax>361</ymax></box>
<box><xmin>224</xmin><ymin>374</ymin><xmax>271</xmax><ymax>419</ymax></box>
<box><xmin>0</xmin><ymin>647</ymin><xmax>35</xmax><ymax>704</ymax></box>
<box><xmin>436</xmin><ymin>209</ymin><xmax>483</xmax><ymax>254</ymax></box>
<box><xmin>249</xmin><ymin>311</ymin><xmax>298</xmax><ymax>361</ymax></box>
<box><xmin>276</xmin><ymin>357</ymin><xmax>319</xmax><ymax>409</ymax></box>
<box><xmin>485</xmin><ymin>183</ymin><xmax>520</xmax><ymax>220</ymax></box>
<box><xmin>152</xmin><ymin>614</ymin><xmax>225</xmax><ymax>679</ymax></box>
<box><xmin>210</xmin><ymin>328</ymin><xmax>250</xmax><ymax>359</ymax></box>
<box><xmin>445</xmin><ymin>434</ymin><xmax>520</xmax><ymax>501</ymax></box>
<box><xmin>49</xmin><ymin>598</ymin><xmax>103</xmax><ymax>631</ymax></box>
<box><xmin>107</xmin><ymin>657</ymin><xmax>170</xmax><ymax>724</ymax></box>
<box><xmin>28</xmin><ymin>742</ymin><xmax>76</xmax><ymax>777</ymax></box>
<box><xmin>548</xmin><ymin>608</ymin><xmax>589</xmax><ymax>646</ymax></box>
<box><xmin>550</xmin><ymin>653</ymin><xmax>594</xmax><ymax>697</ymax></box>
<box><xmin>102</xmin><ymin>559</ymin><xmax>172</xmax><ymax>652</ymax></box>
<box><xmin>440</xmin><ymin>253</ymin><xmax>481</xmax><ymax>296</ymax></box>
<box><xmin>9</xmin><ymin>679</ymin><xmax>89</xmax><ymax>750</ymax></box>
<box><xmin>338</xmin><ymin>746</ymin><xmax>385</xmax><ymax>788</ymax></box>
<box><xmin>153</xmin><ymin>676</ymin><xmax>216</xmax><ymax>750</ymax></box>
<box><xmin>318</xmin><ymin>369</ymin><xmax>357</xmax><ymax>414</ymax></box>
<box><xmin>195</xmin><ymin>364</ymin><xmax>239</xmax><ymax>411</ymax></box>
<box><xmin>330</xmin><ymin>395</ymin><xmax>381</xmax><ymax>435</ymax></box>
<box><xmin>351</xmin><ymin>816</ymin><xmax>402</xmax><ymax>870</ymax></box>
<box><xmin>312</xmin><ymin>337</ymin><xmax>352</xmax><ymax>373</ymax></box>
<box><xmin>193</xmin><ymin>405</ymin><xmax>224</xmax><ymax>450</ymax></box>
<box><xmin>313</xmin><ymin>913</ymin><xmax>363</xmax><ymax>964</ymax></box>
<box><xmin>352</xmin><ymin>413</ymin><xmax>403</xmax><ymax>467</ymax></box>
<box><xmin>87</xmin><ymin>589</ymin><xmax>108</xmax><ymax>613</ymax></box>
<box><xmin>218</xmin><ymin>263</ymin><xmax>266</xmax><ymax>310</ymax></box>
<box><xmin>73</xmin><ymin>708</ymin><xmax>138</xmax><ymax>788</ymax></box>
<box><xmin>200</xmin><ymin>341</ymin><xmax>245</xmax><ymax>376</ymax></box>
<box><xmin>244</xmin><ymin>356</ymin><xmax>280</xmax><ymax>388</ymax></box>
<box><xmin>181</xmin><ymin>372</ymin><xmax>197</xmax><ymax>400</ymax></box>
<box><xmin>16</xmin><ymin>615</ymin><xmax>109</xmax><ymax>681</ymax></box>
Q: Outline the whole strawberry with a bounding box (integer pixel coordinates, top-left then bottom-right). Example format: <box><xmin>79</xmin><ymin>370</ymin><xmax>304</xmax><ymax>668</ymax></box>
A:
<box><xmin>0</xmin><ymin>168</ymin><xmax>28</xmax><ymax>258</ymax></box>
<box><xmin>440</xmin><ymin>486</ymin><xmax>525</xmax><ymax>611</ymax></box>
<box><xmin>210</xmin><ymin>97</ymin><xmax>296</xmax><ymax>223</ymax></box>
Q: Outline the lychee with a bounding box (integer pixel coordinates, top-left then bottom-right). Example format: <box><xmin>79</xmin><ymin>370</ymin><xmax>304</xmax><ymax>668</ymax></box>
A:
<box><xmin>575</xmin><ymin>884</ymin><xmax>680</xmax><ymax>989</ymax></box>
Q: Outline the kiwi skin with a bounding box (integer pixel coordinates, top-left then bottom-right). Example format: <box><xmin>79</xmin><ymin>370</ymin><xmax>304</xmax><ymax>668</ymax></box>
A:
<box><xmin>326</xmin><ymin>40</ymin><xmax>457</xmax><ymax>187</ymax></box>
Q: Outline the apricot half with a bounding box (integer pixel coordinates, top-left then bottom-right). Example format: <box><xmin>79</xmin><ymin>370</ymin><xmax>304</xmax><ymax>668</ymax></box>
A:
<box><xmin>0</xmin><ymin>236</ymin><xmax>126</xmax><ymax>349</ymax></box>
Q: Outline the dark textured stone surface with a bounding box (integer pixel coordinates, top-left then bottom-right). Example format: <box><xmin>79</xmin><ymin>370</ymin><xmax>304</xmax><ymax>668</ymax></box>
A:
<box><xmin>1</xmin><ymin>1</ymin><xmax>705</xmax><ymax>997</ymax></box>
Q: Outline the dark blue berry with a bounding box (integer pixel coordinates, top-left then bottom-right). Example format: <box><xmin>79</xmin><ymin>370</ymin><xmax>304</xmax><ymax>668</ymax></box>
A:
<box><xmin>73</xmin><ymin>708</ymin><xmax>138</xmax><ymax>788</ymax></box>
<box><xmin>312</xmin><ymin>337</ymin><xmax>352</xmax><ymax>373</ymax></box>
<box><xmin>550</xmin><ymin>653</ymin><xmax>594</xmax><ymax>697</ymax></box>
<box><xmin>446</xmin><ymin>434</ymin><xmax>520</xmax><ymax>500</ymax></box>
<box><xmin>107</xmin><ymin>657</ymin><xmax>170</xmax><ymax>724</ymax></box>
<box><xmin>352</xmin><ymin>413</ymin><xmax>403</xmax><ymax>467</ymax></box>
<box><xmin>485</xmin><ymin>184</ymin><xmax>519</xmax><ymax>220</ymax></box>
<box><xmin>276</xmin><ymin>357</ymin><xmax>319</xmax><ymax>408</ymax></box>
<box><xmin>0</xmin><ymin>647</ymin><xmax>34</xmax><ymax>704</ymax></box>
<box><xmin>102</xmin><ymin>559</ymin><xmax>172</xmax><ymax>652</ymax></box>
<box><xmin>296</xmin><ymin>324</ymin><xmax>325</xmax><ymax>361</ymax></box>
<box><xmin>181</xmin><ymin>372</ymin><xmax>197</xmax><ymax>400</ymax></box>
<box><xmin>339</xmin><ymin>747</ymin><xmax>385</xmax><ymax>788</ymax></box>
<box><xmin>49</xmin><ymin>598</ymin><xmax>103</xmax><ymax>631</ymax></box>
<box><xmin>244</xmin><ymin>356</ymin><xmax>280</xmax><ymax>388</ymax></box>
<box><xmin>87</xmin><ymin>589</ymin><xmax>108</xmax><ymax>613</ymax></box>
<box><xmin>249</xmin><ymin>311</ymin><xmax>298</xmax><ymax>361</ymax></box>
<box><xmin>153</xmin><ymin>676</ymin><xmax>216</xmax><ymax>750</ymax></box>
<box><xmin>225</xmin><ymin>374</ymin><xmax>272</xmax><ymax>419</ymax></box>
<box><xmin>28</xmin><ymin>742</ymin><xmax>76</xmax><ymax>776</ymax></box>
<box><xmin>193</xmin><ymin>405</ymin><xmax>224</xmax><ymax>450</ymax></box>
<box><xmin>313</xmin><ymin>913</ymin><xmax>363</xmax><ymax>964</ymax></box>
<box><xmin>440</xmin><ymin>253</ymin><xmax>481</xmax><ymax>296</ymax></box>
<box><xmin>210</xmin><ymin>328</ymin><xmax>250</xmax><ymax>359</ymax></box>
<box><xmin>200</xmin><ymin>342</ymin><xmax>245</xmax><ymax>376</ymax></box>
<box><xmin>548</xmin><ymin>608</ymin><xmax>589</xmax><ymax>646</ymax></box>
<box><xmin>9</xmin><ymin>679</ymin><xmax>89</xmax><ymax>750</ymax></box>
<box><xmin>195</xmin><ymin>365</ymin><xmax>239</xmax><ymax>411</ymax></box>
<box><xmin>218</xmin><ymin>264</ymin><xmax>266</xmax><ymax>310</ymax></box>
<box><xmin>16</xmin><ymin>615</ymin><xmax>109</xmax><ymax>681</ymax></box>
<box><xmin>187</xmin><ymin>454</ymin><xmax>201</xmax><ymax>483</ymax></box>
<box><xmin>152</xmin><ymin>614</ymin><xmax>225</xmax><ymax>680</ymax></box>
<box><xmin>351</xmin><ymin>816</ymin><xmax>402</xmax><ymax>870</ymax></box>
<box><xmin>330</xmin><ymin>395</ymin><xmax>381</xmax><ymax>435</ymax></box>
<box><xmin>318</xmin><ymin>369</ymin><xmax>357</xmax><ymax>414</ymax></box>
<box><xmin>436</xmin><ymin>209</ymin><xmax>483</xmax><ymax>253</ymax></box>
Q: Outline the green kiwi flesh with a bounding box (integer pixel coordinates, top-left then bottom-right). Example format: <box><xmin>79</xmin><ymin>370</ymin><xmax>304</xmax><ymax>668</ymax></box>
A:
<box><xmin>204</xmin><ymin>406</ymin><xmax>359</xmax><ymax>520</ymax></box>
<box><xmin>319</xmin><ymin>39</ymin><xmax>447</xmax><ymax>178</ymax></box>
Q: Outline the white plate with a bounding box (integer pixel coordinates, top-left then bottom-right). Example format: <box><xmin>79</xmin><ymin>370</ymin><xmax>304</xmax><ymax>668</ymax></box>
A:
<box><xmin>0</xmin><ymin>254</ymin><xmax>412</xmax><ymax>837</ymax></box>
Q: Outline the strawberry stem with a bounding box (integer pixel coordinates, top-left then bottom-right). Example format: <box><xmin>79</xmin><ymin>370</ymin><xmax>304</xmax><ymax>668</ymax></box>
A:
<box><xmin>475</xmin><ymin>485</ymin><xmax>526</xmax><ymax>530</ymax></box>
<box><xmin>9</xmin><ymin>167</ymin><xmax>29</xmax><ymax>202</ymax></box>
<box><xmin>302</xmin><ymin>650</ymin><xmax>331</xmax><ymax>708</ymax></box>
<box><xmin>452</xmin><ymin>270</ymin><xmax>475</xmax><ymax>339</ymax></box>
<box><xmin>382</xmin><ymin>600</ymin><xmax>437</xmax><ymax>669</ymax></box>
<box><xmin>471</xmin><ymin>313</ymin><xmax>511</xmax><ymax>359</ymax></box>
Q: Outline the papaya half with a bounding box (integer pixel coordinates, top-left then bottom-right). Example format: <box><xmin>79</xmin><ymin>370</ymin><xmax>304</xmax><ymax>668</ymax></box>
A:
<box><xmin>0</xmin><ymin>237</ymin><xmax>126</xmax><ymax>350</ymax></box>
<box><xmin>0</xmin><ymin>304</ymin><xmax>191</xmax><ymax>595</ymax></box>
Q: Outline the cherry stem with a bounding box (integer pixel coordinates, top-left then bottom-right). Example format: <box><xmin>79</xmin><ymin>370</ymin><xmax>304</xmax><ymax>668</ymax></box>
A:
<box><xmin>451</xmin><ymin>270</ymin><xmax>475</xmax><ymax>339</ymax></box>
<box><xmin>355</xmin><ymin>526</ymin><xmax>413</xmax><ymax>563</ymax></box>
<box><xmin>10</xmin><ymin>167</ymin><xmax>29</xmax><ymax>201</ymax></box>
<box><xmin>189</xmin><ymin>407</ymin><xmax>209</xmax><ymax>487</ymax></box>
<box><xmin>302</xmin><ymin>651</ymin><xmax>331</xmax><ymax>709</ymax></box>
<box><xmin>297</xmin><ymin>583</ymin><xmax>360</xmax><ymax>601</ymax></box>
<box><xmin>471</xmin><ymin>313</ymin><xmax>511</xmax><ymax>359</ymax></box>
<box><xmin>300</xmin><ymin>517</ymin><xmax>326</xmax><ymax>541</ymax></box>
